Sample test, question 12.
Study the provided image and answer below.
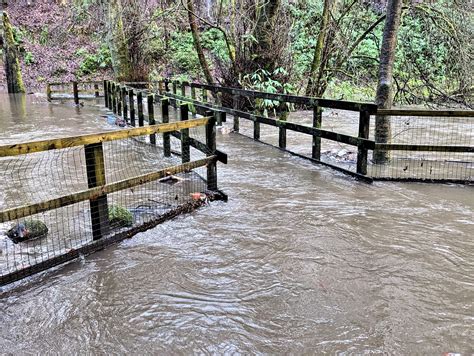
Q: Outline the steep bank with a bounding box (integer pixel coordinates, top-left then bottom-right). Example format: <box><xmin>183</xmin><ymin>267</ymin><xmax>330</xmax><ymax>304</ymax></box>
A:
<box><xmin>4</xmin><ymin>1</ymin><xmax>112</xmax><ymax>90</ymax></box>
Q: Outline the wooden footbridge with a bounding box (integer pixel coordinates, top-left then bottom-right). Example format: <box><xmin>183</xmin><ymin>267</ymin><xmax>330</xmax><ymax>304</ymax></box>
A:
<box><xmin>1</xmin><ymin>78</ymin><xmax>472</xmax><ymax>287</ymax></box>
<box><xmin>96</xmin><ymin>79</ymin><xmax>473</xmax><ymax>184</ymax></box>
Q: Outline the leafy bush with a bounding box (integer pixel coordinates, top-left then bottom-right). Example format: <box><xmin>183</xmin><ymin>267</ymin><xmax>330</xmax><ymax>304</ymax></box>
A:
<box><xmin>76</xmin><ymin>44</ymin><xmax>112</xmax><ymax>76</ymax></box>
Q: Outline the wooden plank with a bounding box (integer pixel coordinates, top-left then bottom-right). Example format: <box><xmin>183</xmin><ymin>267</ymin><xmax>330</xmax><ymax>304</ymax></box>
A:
<box><xmin>377</xmin><ymin>109</ymin><xmax>474</xmax><ymax>118</ymax></box>
<box><xmin>0</xmin><ymin>157</ymin><xmax>217</xmax><ymax>223</ymax></box>
<box><xmin>0</xmin><ymin>118</ymin><xmax>211</xmax><ymax>157</ymax></box>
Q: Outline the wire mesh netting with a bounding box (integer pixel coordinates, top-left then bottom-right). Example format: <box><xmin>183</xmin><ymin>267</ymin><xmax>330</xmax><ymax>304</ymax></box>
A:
<box><xmin>368</xmin><ymin>115</ymin><xmax>473</xmax><ymax>181</ymax></box>
<box><xmin>0</xmin><ymin>99</ymin><xmax>219</xmax><ymax>284</ymax></box>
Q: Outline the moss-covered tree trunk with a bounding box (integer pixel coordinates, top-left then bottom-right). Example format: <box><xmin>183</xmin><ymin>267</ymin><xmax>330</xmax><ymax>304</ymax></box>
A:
<box><xmin>106</xmin><ymin>0</ymin><xmax>132</xmax><ymax>81</ymax></box>
<box><xmin>186</xmin><ymin>0</ymin><xmax>214</xmax><ymax>85</ymax></box>
<box><xmin>305</xmin><ymin>0</ymin><xmax>336</xmax><ymax>97</ymax></box>
<box><xmin>1</xmin><ymin>12</ymin><xmax>25</xmax><ymax>93</ymax></box>
<box><xmin>374</xmin><ymin>0</ymin><xmax>403</xmax><ymax>164</ymax></box>
<box><xmin>253</xmin><ymin>0</ymin><xmax>281</xmax><ymax>72</ymax></box>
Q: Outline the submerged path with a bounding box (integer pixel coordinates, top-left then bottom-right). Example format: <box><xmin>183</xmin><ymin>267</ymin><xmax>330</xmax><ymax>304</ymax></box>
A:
<box><xmin>0</xmin><ymin>94</ymin><xmax>473</xmax><ymax>354</ymax></box>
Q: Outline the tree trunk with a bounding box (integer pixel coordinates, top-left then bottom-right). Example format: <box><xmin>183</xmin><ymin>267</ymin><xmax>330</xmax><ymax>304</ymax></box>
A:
<box><xmin>2</xmin><ymin>12</ymin><xmax>25</xmax><ymax>93</ymax></box>
<box><xmin>253</xmin><ymin>0</ymin><xmax>281</xmax><ymax>72</ymax></box>
<box><xmin>187</xmin><ymin>0</ymin><xmax>214</xmax><ymax>85</ymax></box>
<box><xmin>306</xmin><ymin>0</ymin><xmax>336</xmax><ymax>97</ymax></box>
<box><xmin>374</xmin><ymin>0</ymin><xmax>403</xmax><ymax>164</ymax></box>
<box><xmin>106</xmin><ymin>0</ymin><xmax>132</xmax><ymax>81</ymax></box>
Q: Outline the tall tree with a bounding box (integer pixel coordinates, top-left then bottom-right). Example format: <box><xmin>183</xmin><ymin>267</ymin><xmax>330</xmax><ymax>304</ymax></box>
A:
<box><xmin>1</xmin><ymin>11</ymin><xmax>25</xmax><ymax>93</ymax></box>
<box><xmin>306</xmin><ymin>0</ymin><xmax>336</xmax><ymax>97</ymax></box>
<box><xmin>106</xmin><ymin>0</ymin><xmax>132</xmax><ymax>81</ymax></box>
<box><xmin>186</xmin><ymin>0</ymin><xmax>214</xmax><ymax>85</ymax></box>
<box><xmin>374</xmin><ymin>0</ymin><xmax>403</xmax><ymax>163</ymax></box>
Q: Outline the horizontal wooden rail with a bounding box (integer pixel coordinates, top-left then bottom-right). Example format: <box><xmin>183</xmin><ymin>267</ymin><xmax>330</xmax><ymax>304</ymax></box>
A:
<box><xmin>0</xmin><ymin>118</ymin><xmax>210</xmax><ymax>157</ymax></box>
<box><xmin>377</xmin><ymin>109</ymin><xmax>474</xmax><ymax>117</ymax></box>
<box><xmin>151</xmin><ymin>80</ymin><xmax>378</xmax><ymax>113</ymax></box>
<box><xmin>0</xmin><ymin>156</ymin><xmax>217</xmax><ymax>223</ymax></box>
<box><xmin>375</xmin><ymin>144</ymin><xmax>474</xmax><ymax>152</ymax></box>
<box><xmin>159</xmin><ymin>91</ymin><xmax>375</xmax><ymax>149</ymax></box>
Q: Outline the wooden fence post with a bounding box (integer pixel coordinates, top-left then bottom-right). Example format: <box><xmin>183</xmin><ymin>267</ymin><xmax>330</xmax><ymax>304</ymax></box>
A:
<box><xmin>191</xmin><ymin>86</ymin><xmax>196</xmax><ymax>100</ymax></box>
<box><xmin>112</xmin><ymin>83</ymin><xmax>117</xmax><ymax>114</ymax></box>
<box><xmin>279</xmin><ymin>121</ymin><xmax>286</xmax><ymax>149</ymax></box>
<box><xmin>254</xmin><ymin>119</ymin><xmax>260</xmax><ymax>140</ymax></box>
<box><xmin>180</xmin><ymin>103</ymin><xmax>190</xmax><ymax>163</ymax></box>
<box><xmin>73</xmin><ymin>81</ymin><xmax>79</xmax><ymax>106</ymax></box>
<box><xmin>122</xmin><ymin>87</ymin><xmax>128</xmax><ymax>123</ymax></box>
<box><xmin>46</xmin><ymin>83</ymin><xmax>52</xmax><ymax>101</ymax></box>
<box><xmin>103</xmin><ymin>80</ymin><xmax>108</xmax><ymax>108</ymax></box>
<box><xmin>137</xmin><ymin>91</ymin><xmax>144</xmax><ymax>126</ymax></box>
<box><xmin>312</xmin><ymin>105</ymin><xmax>322</xmax><ymax>160</ymax></box>
<box><xmin>180</xmin><ymin>82</ymin><xmax>186</xmax><ymax>97</ymax></box>
<box><xmin>84</xmin><ymin>142</ymin><xmax>109</xmax><ymax>240</ymax></box>
<box><xmin>116</xmin><ymin>85</ymin><xmax>122</xmax><ymax>117</ymax></box>
<box><xmin>205</xmin><ymin>110</ymin><xmax>218</xmax><ymax>191</ymax></box>
<box><xmin>172</xmin><ymin>81</ymin><xmax>177</xmax><ymax>106</ymax></box>
<box><xmin>107</xmin><ymin>81</ymin><xmax>113</xmax><ymax>109</ymax></box>
<box><xmin>128</xmin><ymin>89</ymin><xmax>135</xmax><ymax>126</ymax></box>
<box><xmin>233</xmin><ymin>94</ymin><xmax>239</xmax><ymax>132</ymax></box>
<box><xmin>356</xmin><ymin>110</ymin><xmax>370</xmax><ymax>175</ymax></box>
<box><xmin>148</xmin><ymin>94</ymin><xmax>156</xmax><ymax>145</ymax></box>
<box><xmin>94</xmin><ymin>83</ymin><xmax>100</xmax><ymax>97</ymax></box>
<box><xmin>161</xmin><ymin>98</ymin><xmax>171</xmax><ymax>157</ymax></box>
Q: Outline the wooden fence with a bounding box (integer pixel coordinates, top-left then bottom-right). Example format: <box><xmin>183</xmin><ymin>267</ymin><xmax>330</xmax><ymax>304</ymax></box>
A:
<box><xmin>0</xmin><ymin>113</ymin><xmax>225</xmax><ymax>286</ymax></box>
<box><xmin>148</xmin><ymin>79</ymin><xmax>473</xmax><ymax>183</ymax></box>
<box><xmin>46</xmin><ymin>81</ymin><xmax>104</xmax><ymax>104</ymax></box>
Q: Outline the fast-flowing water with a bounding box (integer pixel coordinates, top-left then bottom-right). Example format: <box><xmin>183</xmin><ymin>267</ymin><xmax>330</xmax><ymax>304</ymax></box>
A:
<box><xmin>0</xmin><ymin>93</ymin><xmax>473</xmax><ymax>354</ymax></box>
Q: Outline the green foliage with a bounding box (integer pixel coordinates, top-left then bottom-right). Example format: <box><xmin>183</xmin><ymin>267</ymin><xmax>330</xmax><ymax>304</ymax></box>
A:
<box><xmin>76</xmin><ymin>44</ymin><xmax>112</xmax><ymax>76</ymax></box>
<box><xmin>166</xmin><ymin>29</ymin><xmax>229</xmax><ymax>77</ymax></box>
<box><xmin>24</xmin><ymin>51</ymin><xmax>35</xmax><ymax>65</ymax></box>
<box><xmin>39</xmin><ymin>26</ymin><xmax>49</xmax><ymax>45</ymax></box>
<box><xmin>108</xmin><ymin>205</ymin><xmax>133</xmax><ymax>227</ymax></box>
<box><xmin>242</xmin><ymin>68</ymin><xmax>295</xmax><ymax>117</ymax></box>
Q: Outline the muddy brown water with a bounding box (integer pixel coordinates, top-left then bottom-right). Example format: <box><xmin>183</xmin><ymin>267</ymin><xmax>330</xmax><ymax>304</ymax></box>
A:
<box><xmin>0</xmin><ymin>93</ymin><xmax>473</xmax><ymax>354</ymax></box>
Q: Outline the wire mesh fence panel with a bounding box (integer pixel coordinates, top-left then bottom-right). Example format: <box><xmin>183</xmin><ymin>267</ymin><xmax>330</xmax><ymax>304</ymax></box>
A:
<box><xmin>0</xmin><ymin>113</ymin><xmax>223</xmax><ymax>285</ymax></box>
<box><xmin>368</xmin><ymin>115</ymin><xmax>473</xmax><ymax>181</ymax></box>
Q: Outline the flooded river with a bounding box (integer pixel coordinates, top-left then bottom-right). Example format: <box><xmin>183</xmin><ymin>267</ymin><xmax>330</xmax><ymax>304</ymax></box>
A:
<box><xmin>0</xmin><ymin>93</ymin><xmax>473</xmax><ymax>354</ymax></box>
